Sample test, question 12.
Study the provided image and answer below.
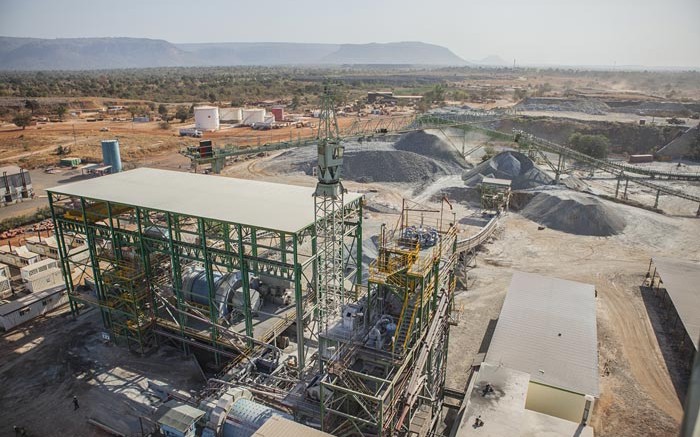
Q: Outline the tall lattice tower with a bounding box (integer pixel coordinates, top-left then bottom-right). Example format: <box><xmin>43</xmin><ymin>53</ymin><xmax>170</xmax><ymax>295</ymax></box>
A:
<box><xmin>314</xmin><ymin>85</ymin><xmax>346</xmax><ymax>333</ymax></box>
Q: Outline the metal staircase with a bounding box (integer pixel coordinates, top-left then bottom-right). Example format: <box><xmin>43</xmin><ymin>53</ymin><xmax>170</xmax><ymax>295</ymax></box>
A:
<box><xmin>393</xmin><ymin>288</ymin><xmax>420</xmax><ymax>355</ymax></box>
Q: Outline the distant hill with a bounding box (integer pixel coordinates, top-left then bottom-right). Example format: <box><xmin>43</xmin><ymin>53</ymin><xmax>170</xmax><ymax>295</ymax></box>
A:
<box><xmin>475</xmin><ymin>55</ymin><xmax>510</xmax><ymax>66</ymax></box>
<box><xmin>0</xmin><ymin>37</ymin><xmax>467</xmax><ymax>70</ymax></box>
<box><xmin>0</xmin><ymin>37</ymin><xmax>197</xmax><ymax>70</ymax></box>
<box><xmin>175</xmin><ymin>42</ymin><xmax>340</xmax><ymax>66</ymax></box>
<box><xmin>321</xmin><ymin>42</ymin><xmax>466</xmax><ymax>65</ymax></box>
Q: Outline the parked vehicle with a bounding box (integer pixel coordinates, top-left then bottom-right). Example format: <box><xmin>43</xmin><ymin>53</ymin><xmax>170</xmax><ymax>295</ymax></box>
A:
<box><xmin>179</xmin><ymin>128</ymin><xmax>203</xmax><ymax>138</ymax></box>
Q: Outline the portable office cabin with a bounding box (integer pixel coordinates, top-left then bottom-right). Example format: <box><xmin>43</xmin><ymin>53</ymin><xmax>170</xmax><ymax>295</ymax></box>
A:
<box><xmin>0</xmin><ymin>287</ymin><xmax>68</xmax><ymax>331</ymax></box>
<box><xmin>0</xmin><ymin>264</ymin><xmax>11</xmax><ymax>299</ymax></box>
<box><xmin>0</xmin><ymin>245</ymin><xmax>41</xmax><ymax>268</ymax></box>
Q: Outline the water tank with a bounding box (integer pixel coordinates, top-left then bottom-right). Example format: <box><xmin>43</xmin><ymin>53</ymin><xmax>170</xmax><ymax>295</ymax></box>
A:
<box><xmin>241</xmin><ymin>109</ymin><xmax>265</xmax><ymax>125</ymax></box>
<box><xmin>220</xmin><ymin>107</ymin><xmax>242</xmax><ymax>122</ymax></box>
<box><xmin>101</xmin><ymin>139</ymin><xmax>122</xmax><ymax>173</ymax></box>
<box><xmin>194</xmin><ymin>106</ymin><xmax>220</xmax><ymax>131</ymax></box>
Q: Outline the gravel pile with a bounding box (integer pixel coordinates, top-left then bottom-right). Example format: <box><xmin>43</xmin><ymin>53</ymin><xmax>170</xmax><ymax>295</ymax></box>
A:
<box><xmin>394</xmin><ymin>131</ymin><xmax>469</xmax><ymax>168</ymax></box>
<box><xmin>520</xmin><ymin>191</ymin><xmax>626</xmax><ymax>236</ymax></box>
<box><xmin>516</xmin><ymin>97</ymin><xmax>610</xmax><ymax>115</ymax></box>
<box><xmin>463</xmin><ymin>151</ymin><xmax>552</xmax><ymax>189</ymax></box>
<box><xmin>279</xmin><ymin>130</ymin><xmax>468</xmax><ymax>184</ymax></box>
<box><xmin>429</xmin><ymin>185</ymin><xmax>480</xmax><ymax>205</ymax></box>
<box><xmin>342</xmin><ymin>150</ymin><xmax>451</xmax><ymax>183</ymax></box>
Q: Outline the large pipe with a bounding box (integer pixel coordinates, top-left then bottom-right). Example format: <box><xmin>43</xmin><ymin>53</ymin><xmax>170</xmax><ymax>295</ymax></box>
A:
<box><xmin>153</xmin><ymin>288</ymin><xmax>278</xmax><ymax>354</ymax></box>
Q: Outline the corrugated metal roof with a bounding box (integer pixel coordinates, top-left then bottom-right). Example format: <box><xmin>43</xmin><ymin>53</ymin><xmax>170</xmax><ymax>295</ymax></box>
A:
<box><xmin>48</xmin><ymin>168</ymin><xmax>362</xmax><ymax>234</ymax></box>
<box><xmin>0</xmin><ymin>287</ymin><xmax>65</xmax><ymax>316</ymax></box>
<box><xmin>455</xmin><ymin>363</ymin><xmax>529</xmax><ymax>437</ymax></box>
<box><xmin>485</xmin><ymin>271</ymin><xmax>599</xmax><ymax>396</ymax></box>
<box><xmin>482</xmin><ymin>177</ymin><xmax>512</xmax><ymax>187</ymax></box>
<box><xmin>156</xmin><ymin>400</ymin><xmax>205</xmax><ymax>433</ymax></box>
<box><xmin>252</xmin><ymin>416</ymin><xmax>332</xmax><ymax>437</ymax></box>
<box><xmin>653</xmin><ymin>257</ymin><xmax>700</xmax><ymax>350</ymax></box>
<box><xmin>0</xmin><ymin>165</ymin><xmax>23</xmax><ymax>175</ymax></box>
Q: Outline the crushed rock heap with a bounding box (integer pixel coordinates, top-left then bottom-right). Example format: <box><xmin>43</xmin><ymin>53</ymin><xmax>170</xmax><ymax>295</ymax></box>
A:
<box><xmin>463</xmin><ymin>151</ymin><xmax>553</xmax><ymax>189</ymax></box>
<box><xmin>521</xmin><ymin>191</ymin><xmax>627</xmax><ymax>236</ymax></box>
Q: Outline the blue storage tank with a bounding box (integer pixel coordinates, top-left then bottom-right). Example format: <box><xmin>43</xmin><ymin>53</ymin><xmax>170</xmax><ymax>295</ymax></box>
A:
<box><xmin>101</xmin><ymin>139</ymin><xmax>122</xmax><ymax>173</ymax></box>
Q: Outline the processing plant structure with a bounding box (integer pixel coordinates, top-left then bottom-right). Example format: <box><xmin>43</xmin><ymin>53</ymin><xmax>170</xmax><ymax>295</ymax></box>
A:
<box><xmin>47</xmin><ymin>89</ymin><xmax>470</xmax><ymax>436</ymax></box>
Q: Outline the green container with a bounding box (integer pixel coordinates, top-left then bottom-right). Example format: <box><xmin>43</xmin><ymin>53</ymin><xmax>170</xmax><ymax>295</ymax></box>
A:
<box><xmin>60</xmin><ymin>157</ymin><xmax>82</xmax><ymax>167</ymax></box>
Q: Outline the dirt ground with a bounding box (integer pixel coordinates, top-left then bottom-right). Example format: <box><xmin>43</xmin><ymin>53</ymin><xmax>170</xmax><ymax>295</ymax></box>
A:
<box><xmin>0</xmin><ymin>120</ymin><xmax>698</xmax><ymax>436</ymax></box>
<box><xmin>220</xmin><ymin>148</ymin><xmax>697</xmax><ymax>437</ymax></box>
<box><xmin>0</xmin><ymin>115</ymin><xmax>360</xmax><ymax>170</ymax></box>
<box><xmin>0</xmin><ymin>306</ymin><xmax>204</xmax><ymax>437</ymax></box>
<box><xmin>444</xmin><ymin>210</ymin><xmax>696</xmax><ymax>437</ymax></box>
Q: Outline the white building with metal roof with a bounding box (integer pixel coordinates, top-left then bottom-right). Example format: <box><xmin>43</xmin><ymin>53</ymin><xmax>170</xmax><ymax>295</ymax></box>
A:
<box><xmin>454</xmin><ymin>363</ymin><xmax>595</xmax><ymax>437</ymax></box>
<box><xmin>48</xmin><ymin>168</ymin><xmax>363</xmax><ymax>234</ymax></box>
<box><xmin>484</xmin><ymin>271</ymin><xmax>599</xmax><ymax>424</ymax></box>
<box><xmin>0</xmin><ymin>287</ymin><xmax>68</xmax><ymax>331</ymax></box>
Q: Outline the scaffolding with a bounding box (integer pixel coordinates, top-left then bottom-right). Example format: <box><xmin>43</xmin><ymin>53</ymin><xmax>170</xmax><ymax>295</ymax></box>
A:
<box><xmin>318</xmin><ymin>200</ymin><xmax>457</xmax><ymax>436</ymax></box>
<box><xmin>47</xmin><ymin>170</ymin><xmax>363</xmax><ymax>368</ymax></box>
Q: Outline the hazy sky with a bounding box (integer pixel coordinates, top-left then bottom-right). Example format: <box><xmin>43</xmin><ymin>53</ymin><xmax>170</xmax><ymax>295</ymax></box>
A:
<box><xmin>1</xmin><ymin>0</ymin><xmax>699</xmax><ymax>67</ymax></box>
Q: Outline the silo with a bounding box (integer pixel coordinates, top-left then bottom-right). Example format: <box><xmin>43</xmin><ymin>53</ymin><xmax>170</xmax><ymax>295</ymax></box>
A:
<box><xmin>194</xmin><ymin>106</ymin><xmax>220</xmax><ymax>131</ymax></box>
<box><xmin>241</xmin><ymin>109</ymin><xmax>266</xmax><ymax>125</ymax></box>
<box><xmin>220</xmin><ymin>107</ymin><xmax>242</xmax><ymax>123</ymax></box>
<box><xmin>101</xmin><ymin>139</ymin><xmax>122</xmax><ymax>173</ymax></box>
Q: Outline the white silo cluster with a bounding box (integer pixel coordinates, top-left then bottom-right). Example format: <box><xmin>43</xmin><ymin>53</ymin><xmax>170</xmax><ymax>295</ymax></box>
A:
<box><xmin>194</xmin><ymin>106</ymin><xmax>220</xmax><ymax>131</ymax></box>
<box><xmin>220</xmin><ymin>107</ymin><xmax>242</xmax><ymax>123</ymax></box>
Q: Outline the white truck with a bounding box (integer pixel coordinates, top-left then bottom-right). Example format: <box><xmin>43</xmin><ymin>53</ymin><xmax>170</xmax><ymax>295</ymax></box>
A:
<box><xmin>179</xmin><ymin>128</ymin><xmax>203</xmax><ymax>138</ymax></box>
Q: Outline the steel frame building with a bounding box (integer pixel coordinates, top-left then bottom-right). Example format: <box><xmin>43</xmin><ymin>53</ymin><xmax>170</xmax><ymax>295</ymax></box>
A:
<box><xmin>317</xmin><ymin>200</ymin><xmax>457</xmax><ymax>435</ymax></box>
<box><xmin>47</xmin><ymin>167</ymin><xmax>462</xmax><ymax>436</ymax></box>
<box><xmin>47</xmin><ymin>168</ymin><xmax>363</xmax><ymax>369</ymax></box>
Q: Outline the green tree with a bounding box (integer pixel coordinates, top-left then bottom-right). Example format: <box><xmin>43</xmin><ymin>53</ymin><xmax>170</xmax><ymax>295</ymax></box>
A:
<box><xmin>13</xmin><ymin>112</ymin><xmax>32</xmax><ymax>130</ymax></box>
<box><xmin>513</xmin><ymin>88</ymin><xmax>528</xmax><ymax>101</ymax></box>
<box><xmin>481</xmin><ymin>145</ymin><xmax>496</xmax><ymax>162</ymax></box>
<box><xmin>175</xmin><ymin>106</ymin><xmax>189</xmax><ymax>123</ymax></box>
<box><xmin>56</xmin><ymin>104</ymin><xmax>67</xmax><ymax>121</ymax></box>
<box><xmin>208</xmin><ymin>92</ymin><xmax>217</xmax><ymax>103</ymax></box>
<box><xmin>158</xmin><ymin>104</ymin><xmax>169</xmax><ymax>122</ymax></box>
<box><xmin>25</xmin><ymin>99</ymin><xmax>40</xmax><ymax>115</ymax></box>
<box><xmin>568</xmin><ymin>133</ymin><xmax>610</xmax><ymax>159</ymax></box>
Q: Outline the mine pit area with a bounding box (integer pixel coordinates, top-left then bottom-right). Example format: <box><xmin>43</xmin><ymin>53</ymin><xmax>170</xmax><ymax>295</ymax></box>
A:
<box><xmin>1</xmin><ymin>106</ymin><xmax>699</xmax><ymax>437</ymax></box>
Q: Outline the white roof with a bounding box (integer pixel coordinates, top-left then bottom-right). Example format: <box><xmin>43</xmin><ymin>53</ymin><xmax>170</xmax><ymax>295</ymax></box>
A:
<box><xmin>0</xmin><ymin>245</ymin><xmax>39</xmax><ymax>259</ymax></box>
<box><xmin>482</xmin><ymin>177</ymin><xmax>512</xmax><ymax>187</ymax></box>
<box><xmin>455</xmin><ymin>363</ymin><xmax>530</xmax><ymax>437</ymax></box>
<box><xmin>485</xmin><ymin>272</ymin><xmax>599</xmax><ymax>396</ymax></box>
<box><xmin>456</xmin><ymin>363</ymin><xmax>596</xmax><ymax>437</ymax></box>
<box><xmin>0</xmin><ymin>287</ymin><xmax>65</xmax><ymax>316</ymax></box>
<box><xmin>653</xmin><ymin>257</ymin><xmax>700</xmax><ymax>350</ymax></box>
<box><xmin>48</xmin><ymin>168</ymin><xmax>362</xmax><ymax>233</ymax></box>
<box><xmin>194</xmin><ymin>105</ymin><xmax>218</xmax><ymax>110</ymax></box>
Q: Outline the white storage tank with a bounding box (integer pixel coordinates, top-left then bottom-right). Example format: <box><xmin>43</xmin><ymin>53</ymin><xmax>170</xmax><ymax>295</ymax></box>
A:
<box><xmin>220</xmin><ymin>107</ymin><xmax>242</xmax><ymax>123</ymax></box>
<box><xmin>194</xmin><ymin>106</ymin><xmax>220</xmax><ymax>131</ymax></box>
<box><xmin>242</xmin><ymin>108</ymin><xmax>266</xmax><ymax>125</ymax></box>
